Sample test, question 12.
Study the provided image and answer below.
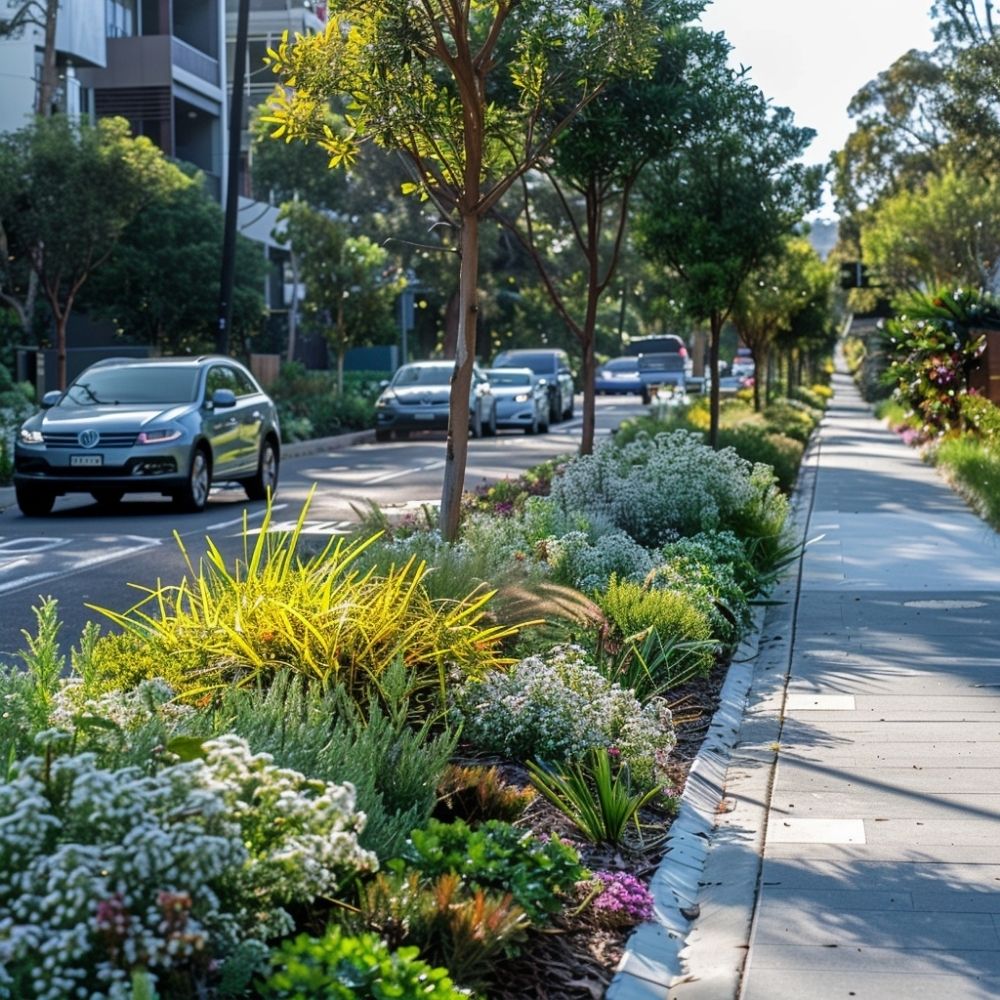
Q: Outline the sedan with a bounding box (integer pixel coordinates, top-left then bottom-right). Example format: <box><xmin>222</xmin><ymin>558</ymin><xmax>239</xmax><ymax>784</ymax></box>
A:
<box><xmin>13</xmin><ymin>355</ymin><xmax>281</xmax><ymax>516</ymax></box>
<box><xmin>486</xmin><ymin>367</ymin><xmax>549</xmax><ymax>434</ymax></box>
<box><xmin>374</xmin><ymin>360</ymin><xmax>497</xmax><ymax>441</ymax></box>
<box><xmin>595</xmin><ymin>356</ymin><xmax>643</xmax><ymax>396</ymax></box>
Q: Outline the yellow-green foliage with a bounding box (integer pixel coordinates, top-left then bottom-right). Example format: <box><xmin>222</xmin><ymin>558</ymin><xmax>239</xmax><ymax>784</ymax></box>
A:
<box><xmin>933</xmin><ymin>435</ymin><xmax>1000</xmax><ymax>532</ymax></box>
<box><xmin>88</xmin><ymin>496</ymin><xmax>520</xmax><ymax>706</ymax></box>
<box><xmin>597</xmin><ymin>577</ymin><xmax>715</xmax><ymax>676</ymax></box>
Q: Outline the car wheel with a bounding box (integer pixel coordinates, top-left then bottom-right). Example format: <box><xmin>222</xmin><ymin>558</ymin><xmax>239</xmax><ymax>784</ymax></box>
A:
<box><xmin>174</xmin><ymin>446</ymin><xmax>211</xmax><ymax>513</ymax></box>
<box><xmin>526</xmin><ymin>410</ymin><xmax>539</xmax><ymax>435</ymax></box>
<box><xmin>470</xmin><ymin>405</ymin><xmax>483</xmax><ymax>439</ymax></box>
<box><xmin>243</xmin><ymin>438</ymin><xmax>279</xmax><ymax>502</ymax></box>
<box><xmin>641</xmin><ymin>387</ymin><xmax>651</xmax><ymax>405</ymax></box>
<box><xmin>395</xmin><ymin>429</ymin><xmax>410</xmax><ymax>440</ymax></box>
<box><xmin>548</xmin><ymin>391</ymin><xmax>561</xmax><ymax>425</ymax></box>
<box><xmin>484</xmin><ymin>402</ymin><xmax>498</xmax><ymax>436</ymax></box>
<box><xmin>91</xmin><ymin>489</ymin><xmax>124</xmax><ymax>507</ymax></box>
<box><xmin>374</xmin><ymin>428</ymin><xmax>391</xmax><ymax>442</ymax></box>
<box><xmin>16</xmin><ymin>485</ymin><xmax>54</xmax><ymax>517</ymax></box>
<box><xmin>565</xmin><ymin>393</ymin><xmax>575</xmax><ymax>419</ymax></box>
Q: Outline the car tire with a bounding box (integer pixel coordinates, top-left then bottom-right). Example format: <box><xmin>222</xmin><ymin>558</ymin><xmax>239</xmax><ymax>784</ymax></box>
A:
<box><xmin>91</xmin><ymin>489</ymin><xmax>124</xmax><ymax>507</ymax></box>
<box><xmin>484</xmin><ymin>402</ymin><xmax>498</xmax><ymax>436</ymax></box>
<box><xmin>16</xmin><ymin>485</ymin><xmax>54</xmax><ymax>517</ymax></box>
<box><xmin>395</xmin><ymin>429</ymin><xmax>410</xmax><ymax>440</ymax></box>
<box><xmin>174</xmin><ymin>446</ymin><xmax>211</xmax><ymax>513</ymax></box>
<box><xmin>564</xmin><ymin>393</ymin><xmax>574</xmax><ymax>419</ymax></box>
<box><xmin>548</xmin><ymin>391</ymin><xmax>561</xmax><ymax>425</ymax></box>
<box><xmin>243</xmin><ymin>438</ymin><xmax>279</xmax><ymax>502</ymax></box>
<box><xmin>470</xmin><ymin>405</ymin><xmax>483</xmax><ymax>439</ymax></box>
<box><xmin>526</xmin><ymin>410</ymin><xmax>539</xmax><ymax>435</ymax></box>
<box><xmin>641</xmin><ymin>387</ymin><xmax>651</xmax><ymax>405</ymax></box>
<box><xmin>374</xmin><ymin>428</ymin><xmax>391</xmax><ymax>442</ymax></box>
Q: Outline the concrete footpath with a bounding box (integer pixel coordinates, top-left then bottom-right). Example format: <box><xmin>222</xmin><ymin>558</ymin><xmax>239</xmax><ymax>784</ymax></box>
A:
<box><xmin>614</xmin><ymin>363</ymin><xmax>1000</xmax><ymax>999</ymax></box>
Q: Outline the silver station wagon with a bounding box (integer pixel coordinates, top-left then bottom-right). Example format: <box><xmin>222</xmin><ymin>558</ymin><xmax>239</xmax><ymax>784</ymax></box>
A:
<box><xmin>13</xmin><ymin>356</ymin><xmax>281</xmax><ymax>516</ymax></box>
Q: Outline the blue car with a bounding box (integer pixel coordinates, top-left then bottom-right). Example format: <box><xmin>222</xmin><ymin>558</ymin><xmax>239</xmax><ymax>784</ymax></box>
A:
<box><xmin>595</xmin><ymin>356</ymin><xmax>643</xmax><ymax>395</ymax></box>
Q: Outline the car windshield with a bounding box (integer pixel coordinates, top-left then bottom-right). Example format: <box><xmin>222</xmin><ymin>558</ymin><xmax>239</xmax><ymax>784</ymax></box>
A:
<box><xmin>393</xmin><ymin>365</ymin><xmax>452</xmax><ymax>387</ymax></box>
<box><xmin>494</xmin><ymin>353</ymin><xmax>555</xmax><ymax>374</ymax></box>
<box><xmin>603</xmin><ymin>358</ymin><xmax>637</xmax><ymax>371</ymax></box>
<box><xmin>488</xmin><ymin>371</ymin><xmax>532</xmax><ymax>387</ymax></box>
<box><xmin>61</xmin><ymin>367</ymin><xmax>200</xmax><ymax>406</ymax></box>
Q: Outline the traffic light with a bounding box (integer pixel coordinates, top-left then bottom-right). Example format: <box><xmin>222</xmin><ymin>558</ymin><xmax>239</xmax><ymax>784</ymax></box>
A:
<box><xmin>839</xmin><ymin>261</ymin><xmax>871</xmax><ymax>289</ymax></box>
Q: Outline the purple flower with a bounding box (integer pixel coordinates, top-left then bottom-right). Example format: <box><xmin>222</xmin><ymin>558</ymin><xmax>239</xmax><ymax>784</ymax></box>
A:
<box><xmin>591</xmin><ymin>870</ymin><xmax>654</xmax><ymax>924</ymax></box>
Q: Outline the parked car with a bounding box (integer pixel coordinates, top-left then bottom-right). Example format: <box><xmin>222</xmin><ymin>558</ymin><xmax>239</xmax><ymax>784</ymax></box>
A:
<box><xmin>374</xmin><ymin>360</ymin><xmax>496</xmax><ymax>441</ymax></box>
<box><xmin>13</xmin><ymin>355</ymin><xmax>281</xmax><ymax>516</ymax></box>
<box><xmin>486</xmin><ymin>367</ymin><xmax>550</xmax><ymax>434</ymax></box>
<box><xmin>595</xmin><ymin>356</ymin><xmax>643</xmax><ymax>396</ymax></box>
<box><xmin>490</xmin><ymin>348</ymin><xmax>575</xmax><ymax>424</ymax></box>
<box><xmin>623</xmin><ymin>334</ymin><xmax>687</xmax><ymax>403</ymax></box>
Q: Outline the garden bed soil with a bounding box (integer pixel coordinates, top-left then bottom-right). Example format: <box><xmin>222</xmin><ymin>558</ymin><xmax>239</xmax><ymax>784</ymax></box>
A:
<box><xmin>487</xmin><ymin>659</ymin><xmax>729</xmax><ymax>999</ymax></box>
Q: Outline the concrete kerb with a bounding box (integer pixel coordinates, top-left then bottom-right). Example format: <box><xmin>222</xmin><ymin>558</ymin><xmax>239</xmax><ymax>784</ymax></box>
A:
<box><xmin>0</xmin><ymin>428</ymin><xmax>376</xmax><ymax>513</ymax></box>
<box><xmin>606</xmin><ymin>424</ymin><xmax>823</xmax><ymax>1000</ymax></box>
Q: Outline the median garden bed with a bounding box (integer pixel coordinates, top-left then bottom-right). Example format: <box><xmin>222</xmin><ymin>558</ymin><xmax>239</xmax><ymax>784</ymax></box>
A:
<box><xmin>0</xmin><ymin>391</ymin><xmax>824</xmax><ymax>999</ymax></box>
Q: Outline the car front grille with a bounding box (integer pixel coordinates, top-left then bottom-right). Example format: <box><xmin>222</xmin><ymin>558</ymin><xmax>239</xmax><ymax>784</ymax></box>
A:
<box><xmin>43</xmin><ymin>431</ymin><xmax>138</xmax><ymax>448</ymax></box>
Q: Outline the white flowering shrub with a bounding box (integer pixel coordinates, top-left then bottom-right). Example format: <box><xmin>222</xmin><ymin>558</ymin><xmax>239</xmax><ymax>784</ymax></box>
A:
<box><xmin>0</xmin><ymin>736</ymin><xmax>375</xmax><ymax>1000</ymax></box>
<box><xmin>546</xmin><ymin>529</ymin><xmax>656</xmax><ymax>593</ymax></box>
<box><xmin>550</xmin><ymin>430</ymin><xmax>785</xmax><ymax>549</ymax></box>
<box><xmin>48</xmin><ymin>677</ymin><xmax>194</xmax><ymax>735</ymax></box>
<box><xmin>453</xmin><ymin>646</ymin><xmax>675</xmax><ymax>789</ymax></box>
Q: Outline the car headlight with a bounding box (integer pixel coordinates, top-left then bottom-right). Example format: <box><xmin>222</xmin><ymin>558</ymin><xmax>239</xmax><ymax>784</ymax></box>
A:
<box><xmin>376</xmin><ymin>392</ymin><xmax>396</xmax><ymax>408</ymax></box>
<box><xmin>514</xmin><ymin>393</ymin><xmax>530</xmax><ymax>402</ymax></box>
<box><xmin>137</xmin><ymin>427</ymin><xmax>182</xmax><ymax>445</ymax></box>
<box><xmin>18</xmin><ymin>427</ymin><xmax>44</xmax><ymax>445</ymax></box>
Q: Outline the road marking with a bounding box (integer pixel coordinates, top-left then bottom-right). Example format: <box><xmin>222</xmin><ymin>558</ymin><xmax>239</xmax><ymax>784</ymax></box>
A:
<box><xmin>203</xmin><ymin>504</ymin><xmax>288</xmax><ymax>532</ymax></box>
<box><xmin>0</xmin><ymin>536</ymin><xmax>70</xmax><ymax>554</ymax></box>
<box><xmin>248</xmin><ymin>518</ymin><xmax>356</xmax><ymax>536</ymax></box>
<box><xmin>0</xmin><ymin>535</ymin><xmax>163</xmax><ymax>596</ymax></box>
<box><xmin>365</xmin><ymin>460</ymin><xmax>445</xmax><ymax>485</ymax></box>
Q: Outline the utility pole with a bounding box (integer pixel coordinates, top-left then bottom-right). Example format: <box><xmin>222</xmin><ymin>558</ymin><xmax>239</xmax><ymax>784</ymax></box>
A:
<box><xmin>217</xmin><ymin>0</ymin><xmax>250</xmax><ymax>354</ymax></box>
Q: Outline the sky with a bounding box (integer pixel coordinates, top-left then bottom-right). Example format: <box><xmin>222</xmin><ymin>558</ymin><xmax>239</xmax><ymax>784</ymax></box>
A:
<box><xmin>698</xmin><ymin>0</ymin><xmax>938</xmax><ymax>216</ymax></box>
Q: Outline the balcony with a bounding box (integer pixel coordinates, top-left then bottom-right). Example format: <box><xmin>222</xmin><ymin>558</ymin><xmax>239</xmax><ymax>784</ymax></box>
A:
<box><xmin>172</xmin><ymin>37</ymin><xmax>219</xmax><ymax>86</ymax></box>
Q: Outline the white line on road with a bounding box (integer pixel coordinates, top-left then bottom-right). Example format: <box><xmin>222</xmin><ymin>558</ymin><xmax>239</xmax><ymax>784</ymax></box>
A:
<box><xmin>365</xmin><ymin>460</ymin><xmax>445</xmax><ymax>485</ymax></box>
<box><xmin>203</xmin><ymin>503</ymin><xmax>288</xmax><ymax>532</ymax></box>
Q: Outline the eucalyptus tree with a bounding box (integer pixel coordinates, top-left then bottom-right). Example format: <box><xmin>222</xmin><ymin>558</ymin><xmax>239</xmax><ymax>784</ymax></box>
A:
<box><xmin>636</xmin><ymin>82</ymin><xmax>821</xmax><ymax>447</ymax></box>
<box><xmin>262</xmin><ymin>0</ymin><xmax>658</xmax><ymax>540</ymax></box>
<box><xmin>493</xmin><ymin>13</ymin><xmax>726</xmax><ymax>454</ymax></box>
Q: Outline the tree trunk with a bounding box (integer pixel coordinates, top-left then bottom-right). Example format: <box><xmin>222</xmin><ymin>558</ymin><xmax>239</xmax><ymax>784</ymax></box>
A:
<box><xmin>335</xmin><ymin>299</ymin><xmax>345</xmax><ymax>395</ymax></box>
<box><xmin>750</xmin><ymin>344</ymin><xmax>762</xmax><ymax>412</ymax></box>
<box><xmin>439</xmin><ymin>213</ymin><xmax>478</xmax><ymax>541</ymax></box>
<box><xmin>708</xmin><ymin>311</ymin><xmax>722</xmax><ymax>449</ymax></box>
<box><xmin>441</xmin><ymin>290</ymin><xmax>460</xmax><ymax>359</ymax></box>
<box><xmin>37</xmin><ymin>0</ymin><xmax>59</xmax><ymax>116</ymax></box>
<box><xmin>55</xmin><ymin>307</ymin><xmax>68</xmax><ymax>390</ymax></box>
<box><xmin>579</xmin><ymin>281</ymin><xmax>600</xmax><ymax>456</ymax></box>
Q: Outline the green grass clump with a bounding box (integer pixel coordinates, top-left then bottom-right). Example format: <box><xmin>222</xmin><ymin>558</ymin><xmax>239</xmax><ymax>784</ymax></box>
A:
<box><xmin>597</xmin><ymin>576</ymin><xmax>715</xmax><ymax>676</ymax></box>
<box><xmin>933</xmin><ymin>435</ymin><xmax>1000</xmax><ymax>532</ymax></box>
<box><xmin>716</xmin><ymin>425</ymin><xmax>804</xmax><ymax>493</ymax></box>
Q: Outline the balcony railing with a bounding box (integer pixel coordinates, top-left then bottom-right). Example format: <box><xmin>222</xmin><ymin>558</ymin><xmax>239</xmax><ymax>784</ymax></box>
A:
<box><xmin>171</xmin><ymin>37</ymin><xmax>218</xmax><ymax>85</ymax></box>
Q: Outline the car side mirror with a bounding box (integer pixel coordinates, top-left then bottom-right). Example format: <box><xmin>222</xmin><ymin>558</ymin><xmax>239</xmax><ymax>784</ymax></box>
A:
<box><xmin>40</xmin><ymin>390</ymin><xmax>62</xmax><ymax>409</ymax></box>
<box><xmin>210</xmin><ymin>388</ymin><xmax>237</xmax><ymax>408</ymax></box>
<box><xmin>379</xmin><ymin>379</ymin><xmax>390</xmax><ymax>390</ymax></box>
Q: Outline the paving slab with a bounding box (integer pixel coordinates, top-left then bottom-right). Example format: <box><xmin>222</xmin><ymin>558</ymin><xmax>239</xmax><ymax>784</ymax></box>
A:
<box><xmin>742</xmin><ymin>969</ymin><xmax>1000</xmax><ymax>1000</ymax></box>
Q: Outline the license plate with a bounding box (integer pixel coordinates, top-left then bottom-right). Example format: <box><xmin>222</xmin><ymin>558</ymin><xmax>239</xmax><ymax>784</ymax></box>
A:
<box><xmin>414</xmin><ymin>413</ymin><xmax>435</xmax><ymax>420</ymax></box>
<box><xmin>70</xmin><ymin>454</ymin><xmax>103</xmax><ymax>467</ymax></box>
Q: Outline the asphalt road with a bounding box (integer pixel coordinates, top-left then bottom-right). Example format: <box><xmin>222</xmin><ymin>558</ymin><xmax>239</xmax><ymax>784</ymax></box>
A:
<box><xmin>0</xmin><ymin>394</ymin><xmax>643</xmax><ymax>660</ymax></box>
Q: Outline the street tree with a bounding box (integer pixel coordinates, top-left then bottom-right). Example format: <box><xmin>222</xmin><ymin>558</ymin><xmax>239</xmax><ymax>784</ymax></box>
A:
<box><xmin>279</xmin><ymin>201</ymin><xmax>400</xmax><ymax>392</ymax></box>
<box><xmin>0</xmin><ymin>115</ymin><xmax>186</xmax><ymax>388</ymax></box>
<box><xmin>494</xmin><ymin>14</ymin><xmax>725</xmax><ymax>454</ymax></box>
<box><xmin>262</xmin><ymin>0</ymin><xmax>658</xmax><ymax>540</ymax></box>
<box><xmin>636</xmin><ymin>82</ymin><xmax>821</xmax><ymax>447</ymax></box>
<box><xmin>733</xmin><ymin>237</ymin><xmax>829</xmax><ymax>410</ymax></box>
<box><xmin>83</xmin><ymin>175</ymin><xmax>267</xmax><ymax>354</ymax></box>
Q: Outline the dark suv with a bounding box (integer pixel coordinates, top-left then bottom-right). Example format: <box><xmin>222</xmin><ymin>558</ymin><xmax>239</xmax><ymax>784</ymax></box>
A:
<box><xmin>491</xmin><ymin>349</ymin><xmax>575</xmax><ymax>424</ymax></box>
<box><xmin>14</xmin><ymin>356</ymin><xmax>281</xmax><ymax>516</ymax></box>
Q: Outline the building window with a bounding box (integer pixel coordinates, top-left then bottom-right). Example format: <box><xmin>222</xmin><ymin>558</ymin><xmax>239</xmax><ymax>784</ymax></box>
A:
<box><xmin>106</xmin><ymin>0</ymin><xmax>136</xmax><ymax>38</ymax></box>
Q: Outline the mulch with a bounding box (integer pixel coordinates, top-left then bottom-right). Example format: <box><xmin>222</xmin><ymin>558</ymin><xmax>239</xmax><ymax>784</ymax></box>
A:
<box><xmin>485</xmin><ymin>659</ymin><xmax>730</xmax><ymax>1000</ymax></box>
